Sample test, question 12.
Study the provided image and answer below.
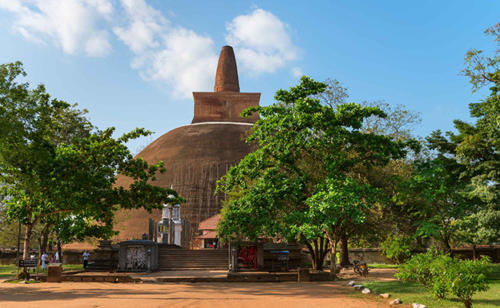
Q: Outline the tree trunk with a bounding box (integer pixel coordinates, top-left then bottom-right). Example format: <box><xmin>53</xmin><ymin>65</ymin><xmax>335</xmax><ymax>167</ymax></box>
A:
<box><xmin>21</xmin><ymin>223</ymin><xmax>33</xmax><ymax>278</ymax></box>
<box><xmin>320</xmin><ymin>239</ymin><xmax>330</xmax><ymax>268</ymax></box>
<box><xmin>464</xmin><ymin>298</ymin><xmax>472</xmax><ymax>308</ymax></box>
<box><xmin>305</xmin><ymin>241</ymin><xmax>317</xmax><ymax>270</ymax></box>
<box><xmin>22</xmin><ymin>224</ymin><xmax>33</xmax><ymax>260</ymax></box>
<box><xmin>38</xmin><ymin>227</ymin><xmax>50</xmax><ymax>266</ymax></box>
<box><xmin>37</xmin><ymin>236</ymin><xmax>42</xmax><ymax>266</ymax></box>
<box><xmin>306</xmin><ymin>240</ymin><xmax>324</xmax><ymax>270</ymax></box>
<box><xmin>329</xmin><ymin>241</ymin><xmax>337</xmax><ymax>279</ymax></box>
<box><xmin>472</xmin><ymin>245</ymin><xmax>477</xmax><ymax>261</ymax></box>
<box><xmin>441</xmin><ymin>232</ymin><xmax>452</xmax><ymax>255</ymax></box>
<box><xmin>326</xmin><ymin>231</ymin><xmax>338</xmax><ymax>279</ymax></box>
<box><xmin>318</xmin><ymin>238</ymin><xmax>324</xmax><ymax>268</ymax></box>
<box><xmin>339</xmin><ymin>232</ymin><xmax>350</xmax><ymax>267</ymax></box>
<box><xmin>305</xmin><ymin>238</ymin><xmax>330</xmax><ymax>271</ymax></box>
<box><xmin>41</xmin><ymin>228</ymin><xmax>49</xmax><ymax>254</ymax></box>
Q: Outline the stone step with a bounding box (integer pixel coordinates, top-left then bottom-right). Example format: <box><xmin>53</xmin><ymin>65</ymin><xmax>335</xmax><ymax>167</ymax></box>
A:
<box><xmin>158</xmin><ymin>267</ymin><xmax>228</xmax><ymax>270</ymax></box>
<box><xmin>158</xmin><ymin>262</ymin><xmax>228</xmax><ymax>264</ymax></box>
<box><xmin>158</xmin><ymin>249</ymin><xmax>229</xmax><ymax>269</ymax></box>
<box><xmin>159</xmin><ymin>253</ymin><xmax>228</xmax><ymax>255</ymax></box>
<box><xmin>159</xmin><ymin>261</ymin><xmax>228</xmax><ymax>264</ymax></box>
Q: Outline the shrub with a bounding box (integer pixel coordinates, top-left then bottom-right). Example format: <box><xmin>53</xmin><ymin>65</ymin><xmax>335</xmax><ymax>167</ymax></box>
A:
<box><xmin>381</xmin><ymin>235</ymin><xmax>414</xmax><ymax>264</ymax></box>
<box><xmin>448</xmin><ymin>257</ymin><xmax>490</xmax><ymax>308</ymax></box>
<box><xmin>396</xmin><ymin>252</ymin><xmax>491</xmax><ymax>307</ymax></box>
<box><xmin>395</xmin><ymin>251</ymin><xmax>453</xmax><ymax>299</ymax></box>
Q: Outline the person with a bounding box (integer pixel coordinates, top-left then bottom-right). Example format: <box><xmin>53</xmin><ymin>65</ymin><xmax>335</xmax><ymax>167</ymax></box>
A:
<box><xmin>41</xmin><ymin>252</ymin><xmax>48</xmax><ymax>270</ymax></box>
<box><xmin>30</xmin><ymin>254</ymin><xmax>36</xmax><ymax>272</ymax></box>
<box><xmin>55</xmin><ymin>251</ymin><xmax>63</xmax><ymax>263</ymax></box>
<box><xmin>82</xmin><ymin>251</ymin><xmax>90</xmax><ymax>269</ymax></box>
<box><xmin>50</xmin><ymin>254</ymin><xmax>56</xmax><ymax>264</ymax></box>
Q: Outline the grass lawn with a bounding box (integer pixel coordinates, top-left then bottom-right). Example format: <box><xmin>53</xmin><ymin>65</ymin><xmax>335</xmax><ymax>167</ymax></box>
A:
<box><xmin>0</xmin><ymin>265</ymin><xmax>18</xmax><ymax>278</ymax></box>
<box><xmin>0</xmin><ymin>263</ymin><xmax>83</xmax><ymax>279</ymax></box>
<box><xmin>358</xmin><ymin>264</ymin><xmax>500</xmax><ymax>308</ymax></box>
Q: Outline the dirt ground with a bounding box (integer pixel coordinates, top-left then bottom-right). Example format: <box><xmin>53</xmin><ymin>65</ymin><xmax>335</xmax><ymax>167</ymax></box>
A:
<box><xmin>0</xmin><ymin>281</ymin><xmax>393</xmax><ymax>308</ymax></box>
<box><xmin>0</xmin><ymin>269</ymin><xmax>398</xmax><ymax>308</ymax></box>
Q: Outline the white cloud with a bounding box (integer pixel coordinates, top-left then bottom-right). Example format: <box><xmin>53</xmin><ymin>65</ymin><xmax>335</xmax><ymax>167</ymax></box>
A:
<box><xmin>113</xmin><ymin>0</ymin><xmax>217</xmax><ymax>99</ymax></box>
<box><xmin>226</xmin><ymin>8</ymin><xmax>298</xmax><ymax>74</ymax></box>
<box><xmin>291</xmin><ymin>67</ymin><xmax>303</xmax><ymax>78</ymax></box>
<box><xmin>0</xmin><ymin>0</ymin><xmax>113</xmax><ymax>57</ymax></box>
<box><xmin>0</xmin><ymin>1</ymin><xmax>301</xmax><ymax>99</ymax></box>
<box><xmin>112</xmin><ymin>0</ymin><xmax>167</xmax><ymax>54</ymax></box>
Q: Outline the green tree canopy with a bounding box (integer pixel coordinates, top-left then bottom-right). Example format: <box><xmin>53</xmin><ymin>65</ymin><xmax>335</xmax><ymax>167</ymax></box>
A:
<box><xmin>0</xmin><ymin>62</ymin><xmax>182</xmax><ymax>259</ymax></box>
<box><xmin>217</xmin><ymin>76</ymin><xmax>415</xmax><ymax>273</ymax></box>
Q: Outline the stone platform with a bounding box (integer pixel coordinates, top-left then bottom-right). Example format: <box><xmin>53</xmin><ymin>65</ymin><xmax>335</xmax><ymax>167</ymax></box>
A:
<box><xmin>34</xmin><ymin>269</ymin><xmax>335</xmax><ymax>283</ymax></box>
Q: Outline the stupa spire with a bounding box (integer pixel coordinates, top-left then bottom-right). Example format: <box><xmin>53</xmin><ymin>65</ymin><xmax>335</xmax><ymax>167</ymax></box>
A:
<box><xmin>214</xmin><ymin>46</ymin><xmax>240</xmax><ymax>92</ymax></box>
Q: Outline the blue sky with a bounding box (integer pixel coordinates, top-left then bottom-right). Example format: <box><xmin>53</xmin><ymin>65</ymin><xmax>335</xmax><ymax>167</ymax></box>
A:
<box><xmin>0</xmin><ymin>0</ymin><xmax>498</xmax><ymax>152</ymax></box>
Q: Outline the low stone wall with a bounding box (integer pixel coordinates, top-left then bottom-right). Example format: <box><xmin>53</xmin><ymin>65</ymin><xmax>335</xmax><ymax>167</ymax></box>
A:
<box><xmin>349</xmin><ymin>246</ymin><xmax>500</xmax><ymax>264</ymax></box>
<box><xmin>2</xmin><ymin>245</ymin><xmax>498</xmax><ymax>267</ymax></box>
<box><xmin>453</xmin><ymin>246</ymin><xmax>500</xmax><ymax>263</ymax></box>
<box><xmin>0</xmin><ymin>248</ymin><xmax>112</xmax><ymax>265</ymax></box>
<box><xmin>0</xmin><ymin>249</ymin><xmax>17</xmax><ymax>265</ymax></box>
<box><xmin>348</xmin><ymin>248</ymin><xmax>392</xmax><ymax>264</ymax></box>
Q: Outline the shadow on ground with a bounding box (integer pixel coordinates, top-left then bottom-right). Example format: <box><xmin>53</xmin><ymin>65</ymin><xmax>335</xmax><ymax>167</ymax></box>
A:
<box><xmin>0</xmin><ymin>281</ymin><xmax>352</xmax><ymax>303</ymax></box>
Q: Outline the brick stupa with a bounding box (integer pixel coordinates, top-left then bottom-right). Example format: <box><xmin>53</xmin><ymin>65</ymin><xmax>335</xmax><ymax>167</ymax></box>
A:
<box><xmin>114</xmin><ymin>46</ymin><xmax>260</xmax><ymax>246</ymax></box>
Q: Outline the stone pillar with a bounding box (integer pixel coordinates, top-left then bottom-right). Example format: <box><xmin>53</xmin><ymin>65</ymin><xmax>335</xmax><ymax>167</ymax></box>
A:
<box><xmin>47</xmin><ymin>264</ymin><xmax>62</xmax><ymax>282</ymax></box>
<box><xmin>229</xmin><ymin>244</ymin><xmax>238</xmax><ymax>273</ymax></box>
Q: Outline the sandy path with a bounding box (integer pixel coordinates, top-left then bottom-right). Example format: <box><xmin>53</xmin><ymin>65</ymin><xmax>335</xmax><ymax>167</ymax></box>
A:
<box><xmin>0</xmin><ymin>281</ymin><xmax>389</xmax><ymax>308</ymax></box>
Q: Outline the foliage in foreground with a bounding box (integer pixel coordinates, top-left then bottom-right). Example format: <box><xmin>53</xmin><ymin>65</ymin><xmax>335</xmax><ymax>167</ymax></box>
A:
<box><xmin>396</xmin><ymin>252</ymin><xmax>491</xmax><ymax>308</ymax></box>
<box><xmin>362</xmin><ymin>278</ymin><xmax>500</xmax><ymax>308</ymax></box>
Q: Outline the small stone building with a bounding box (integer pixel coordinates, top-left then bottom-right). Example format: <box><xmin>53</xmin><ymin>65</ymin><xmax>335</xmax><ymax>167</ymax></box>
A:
<box><xmin>193</xmin><ymin>214</ymin><xmax>220</xmax><ymax>249</ymax></box>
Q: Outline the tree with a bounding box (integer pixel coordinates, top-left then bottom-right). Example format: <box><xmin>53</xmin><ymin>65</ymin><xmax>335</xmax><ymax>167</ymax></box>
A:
<box><xmin>398</xmin><ymin>131</ymin><xmax>474</xmax><ymax>253</ymax></box>
<box><xmin>0</xmin><ymin>205</ymin><xmax>21</xmax><ymax>247</ymax></box>
<box><xmin>455</xmin><ymin>210</ymin><xmax>500</xmax><ymax>260</ymax></box>
<box><xmin>457</xmin><ymin>23</ymin><xmax>499</xmax><ymax>209</ymax></box>
<box><xmin>317</xmin><ymin>79</ymin><xmax>422</xmax><ymax>141</ymax></box>
<box><xmin>416</xmin><ymin>23</ymin><xmax>500</xmax><ymax>253</ymax></box>
<box><xmin>396</xmin><ymin>23</ymin><xmax>500</xmax><ymax>255</ymax></box>
<box><xmin>317</xmin><ymin>79</ymin><xmax>422</xmax><ymax>266</ymax></box>
<box><xmin>453</xmin><ymin>23</ymin><xmax>500</xmax><ymax>253</ymax></box>
<box><xmin>0</xmin><ymin>62</ymin><xmax>183</xmax><ymax>263</ymax></box>
<box><xmin>217</xmin><ymin>77</ymin><xmax>414</xmax><ymax>274</ymax></box>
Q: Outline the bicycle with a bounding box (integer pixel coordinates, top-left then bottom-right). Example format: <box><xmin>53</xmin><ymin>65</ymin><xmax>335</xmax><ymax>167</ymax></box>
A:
<box><xmin>353</xmin><ymin>259</ymin><xmax>368</xmax><ymax>277</ymax></box>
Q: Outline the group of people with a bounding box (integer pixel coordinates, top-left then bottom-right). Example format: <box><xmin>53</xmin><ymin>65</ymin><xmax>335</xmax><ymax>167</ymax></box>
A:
<box><xmin>40</xmin><ymin>251</ymin><xmax>63</xmax><ymax>270</ymax></box>
<box><xmin>27</xmin><ymin>250</ymin><xmax>90</xmax><ymax>271</ymax></box>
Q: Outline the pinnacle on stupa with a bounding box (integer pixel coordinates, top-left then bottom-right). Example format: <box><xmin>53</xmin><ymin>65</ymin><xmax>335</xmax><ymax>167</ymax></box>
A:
<box><xmin>214</xmin><ymin>46</ymin><xmax>240</xmax><ymax>92</ymax></box>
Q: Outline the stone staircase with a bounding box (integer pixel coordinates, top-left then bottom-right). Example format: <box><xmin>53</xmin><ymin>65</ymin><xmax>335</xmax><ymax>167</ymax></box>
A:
<box><xmin>158</xmin><ymin>247</ymin><xmax>229</xmax><ymax>270</ymax></box>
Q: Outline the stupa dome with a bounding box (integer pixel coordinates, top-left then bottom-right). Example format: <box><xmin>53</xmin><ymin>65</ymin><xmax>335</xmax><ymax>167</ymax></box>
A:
<box><xmin>114</xmin><ymin>46</ymin><xmax>260</xmax><ymax>245</ymax></box>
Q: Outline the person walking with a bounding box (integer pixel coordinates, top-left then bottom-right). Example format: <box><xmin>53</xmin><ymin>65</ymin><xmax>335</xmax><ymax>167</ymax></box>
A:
<box><xmin>41</xmin><ymin>252</ymin><xmax>48</xmax><ymax>270</ymax></box>
<box><xmin>82</xmin><ymin>251</ymin><xmax>90</xmax><ymax>269</ymax></box>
